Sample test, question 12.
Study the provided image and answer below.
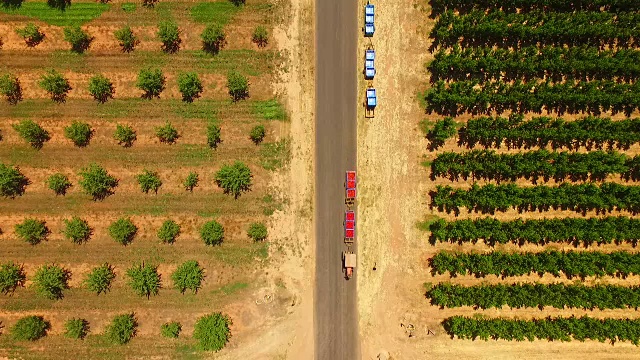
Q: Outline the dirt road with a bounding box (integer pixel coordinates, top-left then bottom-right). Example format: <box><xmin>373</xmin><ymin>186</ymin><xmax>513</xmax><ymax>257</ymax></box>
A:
<box><xmin>314</xmin><ymin>0</ymin><xmax>360</xmax><ymax>358</ymax></box>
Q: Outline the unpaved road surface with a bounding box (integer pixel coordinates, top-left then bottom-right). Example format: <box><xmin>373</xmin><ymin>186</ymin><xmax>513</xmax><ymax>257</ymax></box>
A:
<box><xmin>314</xmin><ymin>0</ymin><xmax>359</xmax><ymax>357</ymax></box>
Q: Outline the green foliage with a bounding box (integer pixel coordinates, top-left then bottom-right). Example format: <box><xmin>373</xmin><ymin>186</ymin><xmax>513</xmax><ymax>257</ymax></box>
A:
<box><xmin>252</xmin><ymin>25</ymin><xmax>268</xmax><ymax>47</ymax></box>
<box><xmin>105</xmin><ymin>313</ymin><xmax>137</xmax><ymax>345</ymax></box>
<box><xmin>121</xmin><ymin>2</ymin><xmax>135</xmax><ymax>11</ymax></box>
<box><xmin>190</xmin><ymin>2</ymin><xmax>239</xmax><ymax>25</ymax></box>
<box><xmin>253</xmin><ymin>99</ymin><xmax>286</xmax><ymax>120</ymax></box>
<box><xmin>0</xmin><ymin>164</ymin><xmax>29</xmax><ymax>198</ymax></box>
<box><xmin>15</xmin><ymin>23</ymin><xmax>45</xmax><ymax>47</ymax></box>
<box><xmin>247</xmin><ymin>222</ymin><xmax>267</xmax><ymax>241</ymax></box>
<box><xmin>193</xmin><ymin>313</ymin><xmax>231</xmax><ymax>351</ymax></box>
<box><xmin>12</xmin><ymin>119</ymin><xmax>50</xmax><ymax>149</ymax></box>
<box><xmin>78</xmin><ymin>163</ymin><xmax>118</xmax><ymax>200</ymax></box>
<box><xmin>38</xmin><ymin>69</ymin><xmax>71</xmax><ymax>103</ymax></box>
<box><xmin>206</xmin><ymin>123</ymin><xmax>222</xmax><ymax>149</ymax></box>
<box><xmin>64</xmin><ymin>318</ymin><xmax>89</xmax><ymax>339</ymax></box>
<box><xmin>215</xmin><ymin>161</ymin><xmax>252</xmax><ymax>198</ymax></box>
<box><xmin>249</xmin><ymin>124</ymin><xmax>265</xmax><ymax>144</ymax></box>
<box><xmin>84</xmin><ymin>263</ymin><xmax>115</xmax><ymax>295</ymax></box>
<box><xmin>429</xmin><ymin>0</ymin><xmax>640</xmax><ymax>15</ymax></box>
<box><xmin>161</xmin><ymin>321</ymin><xmax>181</xmax><ymax>338</ymax></box>
<box><xmin>11</xmin><ymin>316</ymin><xmax>50</xmax><ymax>341</ymax></box>
<box><xmin>200</xmin><ymin>220</ymin><xmax>224</xmax><ymax>246</ymax></box>
<box><xmin>15</xmin><ymin>218</ymin><xmax>49</xmax><ymax>245</ymax></box>
<box><xmin>136</xmin><ymin>169</ymin><xmax>162</xmax><ymax>194</ymax></box>
<box><xmin>177</xmin><ymin>72</ymin><xmax>203</xmax><ymax>102</ymax></box>
<box><xmin>88</xmin><ymin>74</ymin><xmax>114</xmax><ymax>103</ymax></box>
<box><xmin>0</xmin><ymin>74</ymin><xmax>22</xmax><ymax>105</ymax></box>
<box><xmin>226</xmin><ymin>70</ymin><xmax>249</xmax><ymax>101</ymax></box>
<box><xmin>172</xmin><ymin>260</ymin><xmax>204</xmax><ymax>294</ymax></box>
<box><xmin>0</xmin><ymin>3</ymin><xmax>108</xmax><ymax>27</ymax></box>
<box><xmin>62</xmin><ymin>216</ymin><xmax>91</xmax><ymax>244</ymax></box>
<box><xmin>136</xmin><ymin>68</ymin><xmax>165</xmax><ymax>99</ymax></box>
<box><xmin>155</xmin><ymin>121</ymin><xmax>179</xmax><ymax>144</ymax></box>
<box><xmin>47</xmin><ymin>0</ymin><xmax>70</xmax><ymax>11</ymax></box>
<box><xmin>1</xmin><ymin>0</ymin><xmax>23</xmax><ymax>9</ymax></box>
<box><xmin>64</xmin><ymin>121</ymin><xmax>93</xmax><ymax>147</ymax></box>
<box><xmin>157</xmin><ymin>21</ymin><xmax>181</xmax><ymax>54</ymax></box>
<box><xmin>201</xmin><ymin>24</ymin><xmax>225</xmax><ymax>54</ymax></box>
<box><xmin>157</xmin><ymin>219</ymin><xmax>180</xmax><ymax>244</ymax></box>
<box><xmin>228</xmin><ymin>0</ymin><xmax>244</xmax><ymax>6</ymax></box>
<box><xmin>425</xmin><ymin>117</ymin><xmax>456</xmax><ymax>150</ymax></box>
<box><xmin>47</xmin><ymin>173</ymin><xmax>72</xmax><ymax>196</ymax></box>
<box><xmin>108</xmin><ymin>218</ymin><xmax>137</xmax><ymax>245</ymax></box>
<box><xmin>0</xmin><ymin>262</ymin><xmax>26</xmax><ymax>294</ymax></box>
<box><xmin>63</xmin><ymin>26</ymin><xmax>92</xmax><ymax>53</ymax></box>
<box><xmin>114</xmin><ymin>26</ymin><xmax>138</xmax><ymax>52</ymax></box>
<box><xmin>32</xmin><ymin>264</ymin><xmax>70</xmax><ymax>299</ymax></box>
<box><xmin>126</xmin><ymin>263</ymin><xmax>161</xmax><ymax>298</ymax></box>
<box><xmin>183</xmin><ymin>171</ymin><xmax>199</xmax><ymax>192</ymax></box>
<box><xmin>113</xmin><ymin>124</ymin><xmax>136</xmax><ymax>147</ymax></box>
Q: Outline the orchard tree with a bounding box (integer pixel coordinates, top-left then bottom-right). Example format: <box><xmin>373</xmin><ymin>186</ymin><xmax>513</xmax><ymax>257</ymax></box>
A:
<box><xmin>84</xmin><ymin>263</ymin><xmax>116</xmax><ymax>295</ymax></box>
<box><xmin>193</xmin><ymin>313</ymin><xmax>231</xmax><ymax>351</ymax></box>
<box><xmin>63</xmin><ymin>26</ymin><xmax>92</xmax><ymax>53</ymax></box>
<box><xmin>249</xmin><ymin>124</ymin><xmax>265</xmax><ymax>144</ymax></box>
<box><xmin>200</xmin><ymin>220</ymin><xmax>224</xmax><ymax>246</ymax></box>
<box><xmin>157</xmin><ymin>21</ymin><xmax>181</xmax><ymax>53</ymax></box>
<box><xmin>161</xmin><ymin>322</ymin><xmax>181</xmax><ymax>338</ymax></box>
<box><xmin>15</xmin><ymin>23</ymin><xmax>45</xmax><ymax>47</ymax></box>
<box><xmin>12</xmin><ymin>119</ymin><xmax>50</xmax><ymax>149</ymax></box>
<box><xmin>177</xmin><ymin>72</ymin><xmax>203</xmax><ymax>102</ymax></box>
<box><xmin>47</xmin><ymin>0</ymin><xmax>70</xmax><ymax>10</ymax></box>
<box><xmin>0</xmin><ymin>74</ymin><xmax>22</xmax><ymax>104</ymax></box>
<box><xmin>64</xmin><ymin>318</ymin><xmax>89</xmax><ymax>340</ymax></box>
<box><xmin>154</xmin><ymin>121</ymin><xmax>179</xmax><ymax>144</ymax></box>
<box><xmin>108</xmin><ymin>218</ymin><xmax>137</xmax><ymax>245</ymax></box>
<box><xmin>183</xmin><ymin>171</ymin><xmax>199</xmax><ymax>192</ymax></box>
<box><xmin>113</xmin><ymin>124</ymin><xmax>136</xmax><ymax>147</ymax></box>
<box><xmin>0</xmin><ymin>262</ymin><xmax>26</xmax><ymax>294</ymax></box>
<box><xmin>1</xmin><ymin>0</ymin><xmax>23</xmax><ymax>9</ymax></box>
<box><xmin>0</xmin><ymin>164</ymin><xmax>29</xmax><ymax>198</ymax></box>
<box><xmin>47</xmin><ymin>173</ymin><xmax>72</xmax><ymax>195</ymax></box>
<box><xmin>38</xmin><ymin>69</ymin><xmax>71</xmax><ymax>103</ymax></box>
<box><xmin>64</xmin><ymin>121</ymin><xmax>93</xmax><ymax>147</ymax></box>
<box><xmin>252</xmin><ymin>25</ymin><xmax>268</xmax><ymax>47</ymax></box>
<box><xmin>136</xmin><ymin>68</ymin><xmax>165</xmax><ymax>99</ymax></box>
<box><xmin>88</xmin><ymin>74</ymin><xmax>114</xmax><ymax>103</ymax></box>
<box><xmin>78</xmin><ymin>163</ymin><xmax>118</xmax><ymax>200</ymax></box>
<box><xmin>228</xmin><ymin>0</ymin><xmax>244</xmax><ymax>6</ymax></box>
<box><xmin>171</xmin><ymin>260</ymin><xmax>204</xmax><ymax>294</ymax></box>
<box><xmin>32</xmin><ymin>264</ymin><xmax>70</xmax><ymax>299</ymax></box>
<box><xmin>11</xmin><ymin>316</ymin><xmax>50</xmax><ymax>341</ymax></box>
<box><xmin>215</xmin><ymin>161</ymin><xmax>252</xmax><ymax>198</ymax></box>
<box><xmin>62</xmin><ymin>216</ymin><xmax>92</xmax><ymax>244</ymax></box>
<box><xmin>105</xmin><ymin>313</ymin><xmax>137</xmax><ymax>345</ymax></box>
<box><xmin>201</xmin><ymin>24</ymin><xmax>225</xmax><ymax>54</ymax></box>
<box><xmin>227</xmin><ymin>70</ymin><xmax>248</xmax><ymax>101</ymax></box>
<box><xmin>158</xmin><ymin>219</ymin><xmax>180</xmax><ymax>244</ymax></box>
<box><xmin>136</xmin><ymin>169</ymin><xmax>162</xmax><ymax>194</ymax></box>
<box><xmin>206</xmin><ymin>123</ymin><xmax>221</xmax><ymax>149</ymax></box>
<box><xmin>126</xmin><ymin>263</ymin><xmax>161</xmax><ymax>298</ymax></box>
<box><xmin>247</xmin><ymin>222</ymin><xmax>267</xmax><ymax>241</ymax></box>
<box><xmin>114</xmin><ymin>26</ymin><xmax>138</xmax><ymax>52</ymax></box>
<box><xmin>15</xmin><ymin>218</ymin><xmax>49</xmax><ymax>245</ymax></box>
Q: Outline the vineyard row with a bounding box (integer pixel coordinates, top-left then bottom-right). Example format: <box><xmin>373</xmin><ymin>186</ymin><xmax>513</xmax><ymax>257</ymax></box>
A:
<box><xmin>429</xmin><ymin>0</ymin><xmax>640</xmax><ymax>15</ymax></box>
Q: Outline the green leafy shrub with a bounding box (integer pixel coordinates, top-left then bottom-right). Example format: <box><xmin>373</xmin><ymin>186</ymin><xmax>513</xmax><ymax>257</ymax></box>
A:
<box><xmin>108</xmin><ymin>218</ymin><xmax>137</xmax><ymax>245</ymax></box>
<box><xmin>228</xmin><ymin>0</ymin><xmax>244</xmax><ymax>6</ymax></box>
<box><xmin>201</xmin><ymin>24</ymin><xmax>225</xmax><ymax>54</ymax></box>
<box><xmin>63</xmin><ymin>26</ymin><xmax>92</xmax><ymax>53</ymax></box>
<box><xmin>84</xmin><ymin>263</ymin><xmax>116</xmax><ymax>295</ymax></box>
<box><xmin>426</xmin><ymin>117</ymin><xmax>456</xmax><ymax>151</ymax></box>
<box><xmin>15</xmin><ymin>23</ymin><xmax>45</xmax><ymax>47</ymax></box>
<box><xmin>0</xmin><ymin>74</ymin><xmax>22</xmax><ymax>105</ymax></box>
<box><xmin>200</xmin><ymin>220</ymin><xmax>224</xmax><ymax>246</ymax></box>
<box><xmin>47</xmin><ymin>173</ymin><xmax>72</xmax><ymax>196</ymax></box>
<box><xmin>47</xmin><ymin>0</ymin><xmax>70</xmax><ymax>10</ymax></box>
<box><xmin>0</xmin><ymin>164</ymin><xmax>29</xmax><ymax>198</ymax></box>
<box><xmin>62</xmin><ymin>216</ymin><xmax>92</xmax><ymax>244</ymax></box>
<box><xmin>158</xmin><ymin>219</ymin><xmax>180</xmax><ymax>244</ymax></box>
<box><xmin>183</xmin><ymin>171</ymin><xmax>199</xmax><ymax>192</ymax></box>
<box><xmin>247</xmin><ymin>222</ymin><xmax>267</xmax><ymax>241</ymax></box>
<box><xmin>126</xmin><ymin>263</ymin><xmax>161</xmax><ymax>298</ymax></box>
<box><xmin>78</xmin><ymin>163</ymin><xmax>118</xmax><ymax>200</ymax></box>
<box><xmin>15</xmin><ymin>218</ymin><xmax>49</xmax><ymax>245</ymax></box>
<box><xmin>64</xmin><ymin>121</ymin><xmax>93</xmax><ymax>147</ymax></box>
<box><xmin>252</xmin><ymin>25</ymin><xmax>268</xmax><ymax>47</ymax></box>
<box><xmin>193</xmin><ymin>313</ymin><xmax>231</xmax><ymax>351</ymax></box>
<box><xmin>157</xmin><ymin>21</ymin><xmax>181</xmax><ymax>53</ymax></box>
<box><xmin>105</xmin><ymin>313</ymin><xmax>137</xmax><ymax>345</ymax></box>
<box><xmin>215</xmin><ymin>161</ymin><xmax>252</xmax><ymax>198</ymax></box>
<box><xmin>88</xmin><ymin>74</ymin><xmax>114</xmax><ymax>103</ymax></box>
<box><xmin>0</xmin><ymin>262</ymin><xmax>26</xmax><ymax>294</ymax></box>
<box><xmin>161</xmin><ymin>321</ymin><xmax>181</xmax><ymax>338</ymax></box>
<box><xmin>12</xmin><ymin>316</ymin><xmax>50</xmax><ymax>341</ymax></box>
<box><xmin>64</xmin><ymin>318</ymin><xmax>89</xmax><ymax>340</ymax></box>
<box><xmin>136</xmin><ymin>68</ymin><xmax>165</xmax><ymax>99</ymax></box>
<box><xmin>249</xmin><ymin>125</ymin><xmax>265</xmax><ymax>144</ymax></box>
<box><xmin>177</xmin><ymin>72</ymin><xmax>203</xmax><ymax>102</ymax></box>
<box><xmin>136</xmin><ymin>169</ymin><xmax>162</xmax><ymax>194</ymax></box>
<box><xmin>114</xmin><ymin>26</ymin><xmax>138</xmax><ymax>52</ymax></box>
<box><xmin>113</xmin><ymin>124</ymin><xmax>136</xmax><ymax>147</ymax></box>
<box><xmin>155</xmin><ymin>121</ymin><xmax>179</xmax><ymax>144</ymax></box>
<box><xmin>206</xmin><ymin>123</ymin><xmax>222</xmax><ymax>149</ymax></box>
<box><xmin>32</xmin><ymin>264</ymin><xmax>70</xmax><ymax>299</ymax></box>
<box><xmin>1</xmin><ymin>0</ymin><xmax>23</xmax><ymax>9</ymax></box>
<box><xmin>226</xmin><ymin>70</ymin><xmax>248</xmax><ymax>101</ymax></box>
<box><xmin>38</xmin><ymin>69</ymin><xmax>72</xmax><ymax>103</ymax></box>
<box><xmin>172</xmin><ymin>260</ymin><xmax>204</xmax><ymax>294</ymax></box>
<box><xmin>12</xmin><ymin>119</ymin><xmax>50</xmax><ymax>149</ymax></box>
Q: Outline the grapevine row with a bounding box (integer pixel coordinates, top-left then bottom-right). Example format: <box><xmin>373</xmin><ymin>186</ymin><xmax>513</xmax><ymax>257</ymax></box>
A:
<box><xmin>427</xmin><ymin>283</ymin><xmax>640</xmax><ymax>310</ymax></box>
<box><xmin>429</xmin><ymin>0</ymin><xmax>640</xmax><ymax>16</ymax></box>
<box><xmin>427</xmin><ymin>217</ymin><xmax>640</xmax><ymax>246</ymax></box>
<box><xmin>429</xmin><ymin>46</ymin><xmax>640</xmax><ymax>83</ymax></box>
<box><xmin>443</xmin><ymin>315</ymin><xmax>640</xmax><ymax>345</ymax></box>
<box><xmin>430</xmin><ymin>250</ymin><xmax>640</xmax><ymax>278</ymax></box>
<box><xmin>430</xmin><ymin>183</ymin><xmax>640</xmax><ymax>214</ymax></box>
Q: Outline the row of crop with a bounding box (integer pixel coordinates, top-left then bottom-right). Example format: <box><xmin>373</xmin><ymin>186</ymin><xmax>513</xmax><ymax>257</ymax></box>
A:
<box><xmin>429</xmin><ymin>0</ymin><xmax>640</xmax><ymax>15</ymax></box>
<box><xmin>430</xmin><ymin>183</ymin><xmax>640</xmax><ymax>214</ymax></box>
<box><xmin>1</xmin><ymin>162</ymin><xmax>254</xmax><ymax>199</ymax></box>
<box><xmin>425</xmin><ymin>80</ymin><xmax>640</xmax><ymax>116</ymax></box>
<box><xmin>427</xmin><ymin>217</ymin><xmax>640</xmax><ymax>246</ymax></box>
<box><xmin>430</xmin><ymin>250</ymin><xmax>640</xmax><ymax>278</ymax></box>
<box><xmin>428</xmin><ymin>46</ymin><xmax>640</xmax><ymax>83</ymax></box>
<box><xmin>431</xmin><ymin>10</ymin><xmax>640</xmax><ymax>48</ymax></box>
<box><xmin>426</xmin><ymin>283</ymin><xmax>640</xmax><ymax>310</ymax></box>
<box><xmin>443</xmin><ymin>315</ymin><xmax>640</xmax><ymax>345</ymax></box>
<box><xmin>430</xmin><ymin>150</ymin><xmax>640</xmax><ymax>182</ymax></box>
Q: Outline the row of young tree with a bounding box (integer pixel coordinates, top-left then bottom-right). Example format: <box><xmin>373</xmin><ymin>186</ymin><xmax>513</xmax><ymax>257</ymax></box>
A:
<box><xmin>442</xmin><ymin>315</ymin><xmax>640</xmax><ymax>344</ymax></box>
<box><xmin>0</xmin><ymin>67</ymin><xmax>250</xmax><ymax>105</ymax></box>
<box><xmin>426</xmin><ymin>282</ymin><xmax>640</xmax><ymax>310</ymax></box>
<box><xmin>428</xmin><ymin>46</ymin><xmax>640</xmax><ymax>83</ymax></box>
<box><xmin>430</xmin><ymin>250</ymin><xmax>640</xmax><ymax>279</ymax></box>
<box><xmin>427</xmin><ymin>216</ymin><xmax>640</xmax><ymax>247</ymax></box>
<box><xmin>0</xmin><ymin>162</ymin><xmax>254</xmax><ymax>199</ymax></box>
<box><xmin>430</xmin><ymin>183</ymin><xmax>640</xmax><ymax>214</ymax></box>
<box><xmin>6</xmin><ymin>312</ymin><xmax>231</xmax><ymax>350</ymax></box>
<box><xmin>1</xmin><ymin>0</ymin><xmax>248</xmax><ymax>11</ymax></box>
<box><xmin>424</xmin><ymin>79</ymin><xmax>640</xmax><ymax>116</ymax></box>
<box><xmin>430</xmin><ymin>10</ymin><xmax>640</xmax><ymax>49</ymax></box>
<box><xmin>429</xmin><ymin>0</ymin><xmax>640</xmax><ymax>16</ymax></box>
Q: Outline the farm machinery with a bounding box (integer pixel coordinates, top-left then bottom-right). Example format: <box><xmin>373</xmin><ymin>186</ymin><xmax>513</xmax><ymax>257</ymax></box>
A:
<box><xmin>365</xmin><ymin>86</ymin><xmax>377</xmax><ymax>118</ymax></box>
<box><xmin>364</xmin><ymin>45</ymin><xmax>376</xmax><ymax>80</ymax></box>
<box><xmin>343</xmin><ymin>171</ymin><xmax>357</xmax><ymax>279</ymax></box>
<box><xmin>364</xmin><ymin>3</ymin><xmax>375</xmax><ymax>37</ymax></box>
